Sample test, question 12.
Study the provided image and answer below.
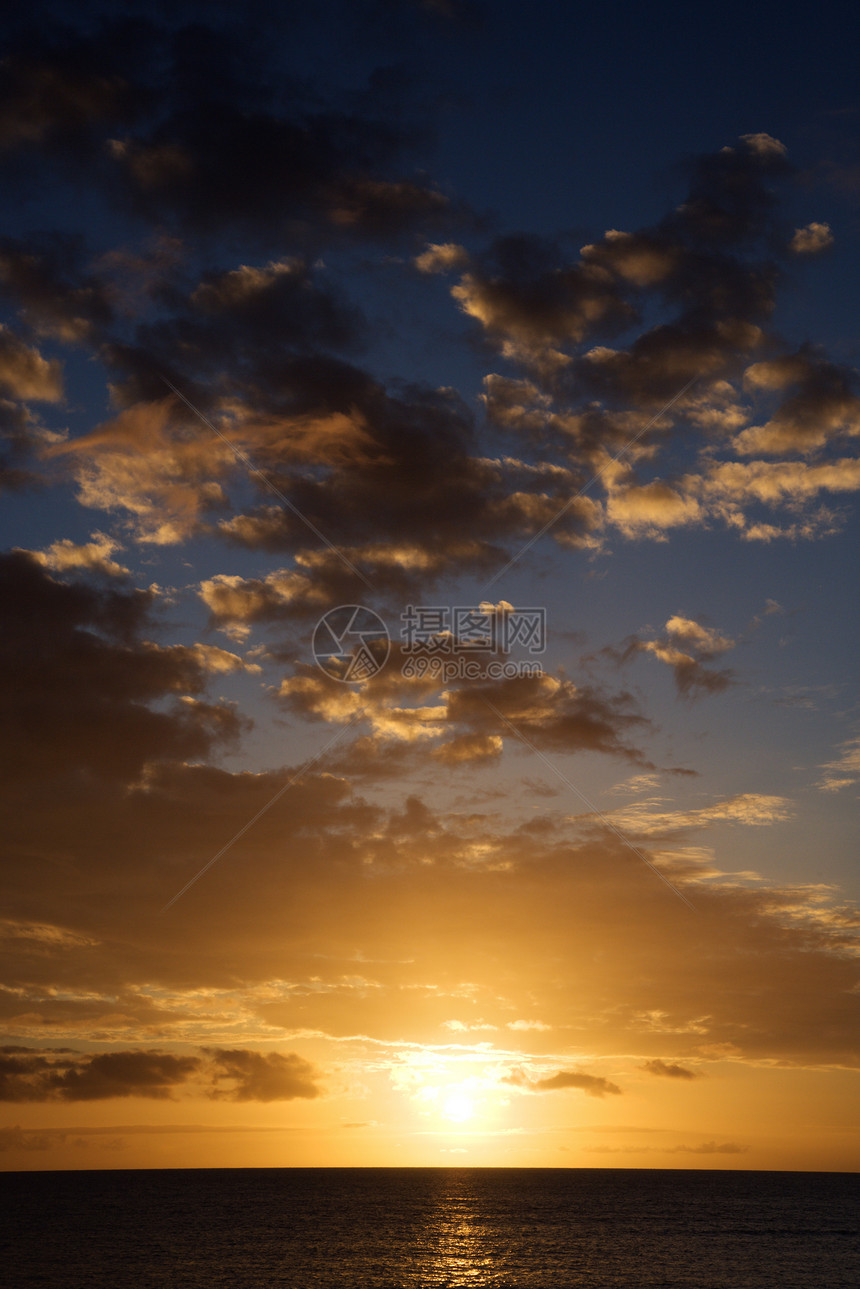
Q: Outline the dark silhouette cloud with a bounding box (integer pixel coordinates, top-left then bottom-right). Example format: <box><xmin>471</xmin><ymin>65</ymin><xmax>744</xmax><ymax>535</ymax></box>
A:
<box><xmin>0</xmin><ymin>551</ymin><xmax>245</xmax><ymax>785</ymax></box>
<box><xmin>0</xmin><ymin>1125</ymin><xmax>53</xmax><ymax>1151</ymax></box>
<box><xmin>642</xmin><ymin>1059</ymin><xmax>698</xmax><ymax>1080</ymax></box>
<box><xmin>206</xmin><ymin>1048</ymin><xmax>321</xmax><ymax>1102</ymax></box>
<box><xmin>669</xmin><ymin>1140</ymin><xmax>745</xmax><ymax>1154</ymax></box>
<box><xmin>505</xmin><ymin>1068</ymin><xmax>622</xmax><ymax>1097</ymax></box>
<box><xmin>0</xmin><ymin>1049</ymin><xmax>200</xmax><ymax>1101</ymax></box>
<box><xmin>605</xmin><ymin>615</ymin><xmax>735</xmax><ymax>699</ymax></box>
<box><xmin>0</xmin><ymin>19</ymin><xmax>149</xmax><ymax>158</ymax></box>
<box><xmin>0</xmin><ymin>1047</ymin><xmax>321</xmax><ymax>1102</ymax></box>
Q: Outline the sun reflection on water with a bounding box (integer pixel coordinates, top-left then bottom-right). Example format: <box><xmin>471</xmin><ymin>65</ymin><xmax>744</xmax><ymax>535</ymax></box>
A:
<box><xmin>417</xmin><ymin>1171</ymin><xmax>501</xmax><ymax>1287</ymax></box>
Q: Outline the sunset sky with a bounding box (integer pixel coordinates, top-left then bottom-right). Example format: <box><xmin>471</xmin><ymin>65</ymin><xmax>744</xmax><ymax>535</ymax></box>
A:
<box><xmin>1</xmin><ymin>0</ymin><xmax>859</xmax><ymax>1171</ymax></box>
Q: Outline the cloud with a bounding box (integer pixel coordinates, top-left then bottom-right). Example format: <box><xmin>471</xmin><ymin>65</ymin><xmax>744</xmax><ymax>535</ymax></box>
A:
<box><xmin>506</xmin><ymin>1068</ymin><xmax>622</xmax><ymax>1097</ymax></box>
<box><xmin>0</xmin><ymin>920</ymin><xmax>98</xmax><ymax>950</ymax></box>
<box><xmin>0</xmin><ymin>1049</ymin><xmax>201</xmax><ymax>1101</ymax></box>
<box><xmin>277</xmin><ymin>662</ymin><xmax>652</xmax><ymax>766</ymax></box>
<box><xmin>595</xmin><ymin>791</ymin><xmax>792</xmax><ymax>838</ymax></box>
<box><xmin>580</xmin><ymin>229</ymin><xmax>679</xmax><ymax>287</ymax></box>
<box><xmin>624</xmin><ymin>615</ymin><xmax>735</xmax><ymax>697</ymax></box>
<box><xmin>442</xmin><ymin>1019</ymin><xmax>496</xmax><ymax>1032</ymax></box>
<box><xmin>4</xmin><ymin>16</ymin><xmax>455</xmax><ymax>258</ymax></box>
<box><xmin>185</xmin><ymin>256</ymin><xmax>364</xmax><ymax>355</ymax></box>
<box><xmin>442</xmin><ymin>672</ymin><xmax>650</xmax><ymax>762</ymax></box>
<box><xmin>663</xmin><ymin>616</ymin><xmax>733</xmax><ymax>654</ymax></box>
<box><xmin>599</xmin><ymin>449</ymin><xmax>860</xmax><ymax>545</ymax></box>
<box><xmin>0</xmin><ymin>24</ymin><xmax>143</xmax><ymax>156</ymax></box>
<box><xmin>0</xmin><ymin>235</ymin><xmax>117</xmax><ymax>343</ymax></box>
<box><xmin>26</xmin><ymin>532</ymin><xmax>129</xmax><ymax>577</ymax></box>
<box><xmin>586</xmin><ymin>1139</ymin><xmax>745</xmax><ymax>1155</ymax></box>
<box><xmin>49</xmin><ymin>397</ymin><xmax>236</xmax><ymax>545</ymax></box>
<box><xmin>0</xmin><ymin>550</ymin><xmax>243</xmax><ymax>785</ymax></box>
<box><xmin>556</xmin><ymin>140</ymin><xmax>791</xmax><ymax>398</ymax></box>
<box><xmin>710</xmin><ymin>456</ymin><xmax>860</xmax><ymax>502</ymax></box>
<box><xmin>0</xmin><ymin>325</ymin><xmax>63</xmax><ymax>401</ymax></box>
<box><xmin>734</xmin><ymin>351</ymin><xmax>860</xmax><ymax>455</ymax></box>
<box><xmin>206</xmin><ymin>1049</ymin><xmax>321</xmax><ymax>1101</ymax></box>
<box><xmin>817</xmin><ymin>735</ymin><xmax>860</xmax><ymax>793</ymax></box>
<box><xmin>450</xmin><ymin>233</ymin><xmax>634</xmax><ymax>368</ymax></box>
<box><xmin>102</xmin><ymin>36</ymin><xmax>451</xmax><ymax>246</ymax></box>
<box><xmin>415</xmin><ymin>242</ymin><xmax>469</xmax><ymax>273</ymax></box>
<box><xmin>432</xmin><ymin>733</ymin><xmax>504</xmax><ymax>765</ymax></box>
<box><xmin>198</xmin><ymin>543</ymin><xmax>481</xmax><ymax>630</ymax></box>
<box><xmin>790</xmin><ymin>223</ymin><xmax>833</xmax><ymax>255</ymax></box>
<box><xmin>54</xmin><ymin>356</ymin><xmax>584</xmax><ymax>572</ymax></box>
<box><xmin>443</xmin><ymin>135</ymin><xmax>860</xmax><ymax>551</ymax></box>
<box><xmin>0</xmin><ymin>771</ymin><xmax>857</xmax><ymax>1067</ymax></box>
<box><xmin>669</xmin><ymin>1140</ymin><xmax>746</xmax><ymax>1154</ymax></box>
<box><xmin>641</xmin><ymin>1059</ymin><xmax>698</xmax><ymax>1080</ymax></box>
<box><xmin>0</xmin><ymin>401</ymin><xmax>46</xmax><ymax>492</ymax></box>
<box><xmin>0</xmin><ymin>1047</ymin><xmax>322</xmax><ymax>1102</ymax></box>
<box><xmin>2</xmin><ymin>115</ymin><xmax>853</xmax><ymax>568</ymax></box>
<box><xmin>604</xmin><ymin>479</ymin><xmax>705</xmax><ymax>540</ymax></box>
<box><xmin>0</xmin><ymin>1125</ymin><xmax>53</xmax><ymax>1151</ymax></box>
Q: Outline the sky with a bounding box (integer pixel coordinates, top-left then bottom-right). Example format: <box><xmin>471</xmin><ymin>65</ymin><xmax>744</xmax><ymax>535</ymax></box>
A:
<box><xmin>1</xmin><ymin>0</ymin><xmax>859</xmax><ymax>1171</ymax></box>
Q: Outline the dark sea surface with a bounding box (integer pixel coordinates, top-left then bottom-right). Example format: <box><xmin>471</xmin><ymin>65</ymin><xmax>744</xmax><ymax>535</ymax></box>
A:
<box><xmin>2</xmin><ymin>1167</ymin><xmax>858</xmax><ymax>1288</ymax></box>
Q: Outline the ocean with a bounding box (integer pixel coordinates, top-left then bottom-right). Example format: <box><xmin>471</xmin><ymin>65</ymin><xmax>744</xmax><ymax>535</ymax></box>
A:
<box><xmin>2</xmin><ymin>1167</ymin><xmax>858</xmax><ymax>1287</ymax></box>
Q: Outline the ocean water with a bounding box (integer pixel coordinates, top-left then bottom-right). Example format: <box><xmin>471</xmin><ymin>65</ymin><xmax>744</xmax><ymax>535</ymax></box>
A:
<box><xmin>2</xmin><ymin>1167</ymin><xmax>858</xmax><ymax>1288</ymax></box>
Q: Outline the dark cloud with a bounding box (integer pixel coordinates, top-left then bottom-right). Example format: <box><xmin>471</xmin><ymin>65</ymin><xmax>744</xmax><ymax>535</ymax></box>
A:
<box><xmin>0</xmin><ymin>1125</ymin><xmax>53</xmax><ymax>1151</ymax></box>
<box><xmin>100</xmin><ymin>21</ymin><xmax>450</xmax><ymax>247</ymax></box>
<box><xmin>0</xmin><ymin>1046</ymin><xmax>321</xmax><ymax>1102</ymax></box>
<box><xmin>0</xmin><ymin>235</ymin><xmax>118</xmax><ymax>343</ymax></box>
<box><xmin>0</xmin><ymin>19</ymin><xmax>149</xmax><ymax>158</ymax></box>
<box><xmin>641</xmin><ymin>1059</ymin><xmax>698</xmax><ymax>1080</ymax></box>
<box><xmin>0</xmin><ymin>550</ymin><xmax>244</xmax><ymax>785</ymax></box>
<box><xmin>206</xmin><ymin>1048</ymin><xmax>321</xmax><ymax>1102</ymax></box>
<box><xmin>608</xmin><ymin>616</ymin><xmax>735</xmax><ymax>699</ymax></box>
<box><xmin>443</xmin><ymin>672</ymin><xmax>651</xmax><ymax>763</ymax></box>
<box><xmin>3</xmin><ymin>103</ymin><xmax>847</xmax><ymax>571</ymax></box>
<box><xmin>0</xmin><ymin>1049</ymin><xmax>201</xmax><ymax>1101</ymax></box>
<box><xmin>669</xmin><ymin>133</ymin><xmax>792</xmax><ymax>248</ymax></box>
<box><xmin>273</xmin><ymin>650</ymin><xmax>653</xmax><ymax>768</ymax></box>
<box><xmin>0</xmin><ymin>784</ymin><xmax>858</xmax><ymax>1068</ymax></box>
<box><xmin>505</xmin><ymin>1068</ymin><xmax>622</xmax><ymax>1097</ymax></box>
<box><xmin>431</xmin><ymin>731</ymin><xmax>503</xmax><ymax>765</ymax></box>
<box><xmin>669</xmin><ymin>1140</ymin><xmax>745</xmax><ymax>1154</ymax></box>
<box><xmin>451</xmin><ymin>135</ymin><xmax>792</xmax><ymax>409</ymax></box>
<box><xmin>0</xmin><ymin>10</ymin><xmax>460</xmax><ymax>255</ymax></box>
<box><xmin>52</xmin><ymin>339</ymin><xmax>585</xmax><ymax>567</ymax></box>
<box><xmin>0</xmin><ymin>324</ymin><xmax>63</xmax><ymax>399</ymax></box>
<box><xmin>586</xmin><ymin>1139</ymin><xmax>746</xmax><ymax>1156</ymax></box>
<box><xmin>451</xmin><ymin>233</ymin><xmax>635</xmax><ymax>364</ymax></box>
<box><xmin>185</xmin><ymin>258</ymin><xmax>364</xmax><ymax>358</ymax></box>
<box><xmin>0</xmin><ymin>400</ymin><xmax>41</xmax><ymax>491</ymax></box>
<box><xmin>534</xmin><ymin>1071</ymin><xmax>622</xmax><ymax>1096</ymax></box>
<box><xmin>737</xmin><ymin>347</ymin><xmax>860</xmax><ymax>455</ymax></box>
<box><xmin>50</xmin><ymin>1051</ymin><xmax>201</xmax><ymax>1101</ymax></box>
<box><xmin>0</xmin><ymin>324</ymin><xmax>63</xmax><ymax>487</ymax></box>
<box><xmin>112</xmin><ymin>104</ymin><xmax>442</xmax><ymax>244</ymax></box>
<box><xmin>0</xmin><ymin>0</ymin><xmax>852</xmax><ymax>568</ymax></box>
<box><xmin>443</xmin><ymin>136</ymin><xmax>860</xmax><ymax>556</ymax></box>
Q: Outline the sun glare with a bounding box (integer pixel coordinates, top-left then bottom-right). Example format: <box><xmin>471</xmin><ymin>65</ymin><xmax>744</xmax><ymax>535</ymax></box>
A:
<box><xmin>442</xmin><ymin>1088</ymin><xmax>475</xmax><ymax>1123</ymax></box>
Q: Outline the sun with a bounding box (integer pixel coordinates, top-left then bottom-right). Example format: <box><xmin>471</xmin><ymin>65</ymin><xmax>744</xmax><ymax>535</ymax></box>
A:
<box><xmin>442</xmin><ymin>1088</ymin><xmax>475</xmax><ymax>1123</ymax></box>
